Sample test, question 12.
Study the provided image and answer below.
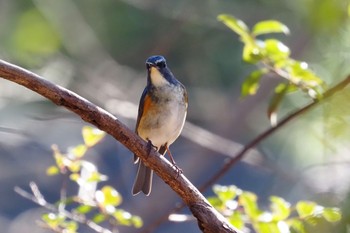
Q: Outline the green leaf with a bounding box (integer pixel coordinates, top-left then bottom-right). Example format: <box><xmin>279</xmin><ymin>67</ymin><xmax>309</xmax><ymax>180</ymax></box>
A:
<box><xmin>239</xmin><ymin>192</ymin><xmax>261</xmax><ymax>219</ymax></box>
<box><xmin>113</xmin><ymin>209</ymin><xmax>132</xmax><ymax>226</ymax></box>
<box><xmin>82</xmin><ymin>126</ymin><xmax>106</xmax><ymax>147</ymax></box>
<box><xmin>290</xmin><ymin>219</ymin><xmax>306</xmax><ymax>233</ymax></box>
<box><xmin>42</xmin><ymin>213</ymin><xmax>65</xmax><ymax>228</ymax></box>
<box><xmin>252</xmin><ymin>20</ymin><xmax>290</xmax><ymax>36</ymax></box>
<box><xmin>228</xmin><ymin>211</ymin><xmax>245</xmax><ymax>230</ymax></box>
<box><xmin>241</xmin><ymin>69</ymin><xmax>267</xmax><ymax>97</ymax></box>
<box><xmin>296</xmin><ymin>201</ymin><xmax>317</xmax><ymax>218</ymax></box>
<box><xmin>92</xmin><ymin>213</ymin><xmax>106</xmax><ymax>223</ymax></box>
<box><xmin>217</xmin><ymin>14</ymin><xmax>251</xmax><ymax>42</ymax></box>
<box><xmin>270</xmin><ymin>196</ymin><xmax>291</xmax><ymax>220</ymax></box>
<box><xmin>254</xmin><ymin>222</ymin><xmax>281</xmax><ymax>233</ymax></box>
<box><xmin>96</xmin><ymin>186</ymin><xmax>122</xmax><ymax>207</ymax></box>
<box><xmin>69</xmin><ymin>173</ymin><xmax>80</xmax><ymax>182</ymax></box>
<box><xmin>46</xmin><ymin>165</ymin><xmax>59</xmax><ymax>176</ymax></box>
<box><xmin>213</xmin><ymin>185</ymin><xmax>240</xmax><ymax>203</ymax></box>
<box><xmin>75</xmin><ymin>205</ymin><xmax>93</xmax><ymax>214</ymax></box>
<box><xmin>243</xmin><ymin>42</ymin><xmax>264</xmax><ymax>63</ymax></box>
<box><xmin>70</xmin><ymin>144</ymin><xmax>88</xmax><ymax>159</ymax></box>
<box><xmin>131</xmin><ymin>216</ymin><xmax>143</xmax><ymax>228</ymax></box>
<box><xmin>322</xmin><ymin>208</ymin><xmax>342</xmax><ymax>222</ymax></box>
<box><xmin>207</xmin><ymin>196</ymin><xmax>224</xmax><ymax>209</ymax></box>
<box><xmin>264</xmin><ymin>39</ymin><xmax>290</xmax><ymax>62</ymax></box>
<box><xmin>12</xmin><ymin>8</ymin><xmax>61</xmax><ymax>63</ymax></box>
<box><xmin>267</xmin><ymin>83</ymin><xmax>289</xmax><ymax>126</ymax></box>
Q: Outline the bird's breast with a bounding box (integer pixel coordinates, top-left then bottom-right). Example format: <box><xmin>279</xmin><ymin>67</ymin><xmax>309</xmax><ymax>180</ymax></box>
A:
<box><xmin>138</xmin><ymin>84</ymin><xmax>187</xmax><ymax>148</ymax></box>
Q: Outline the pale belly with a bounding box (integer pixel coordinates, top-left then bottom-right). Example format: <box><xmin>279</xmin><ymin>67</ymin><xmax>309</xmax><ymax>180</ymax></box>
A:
<box><xmin>138</xmin><ymin>100</ymin><xmax>187</xmax><ymax>149</ymax></box>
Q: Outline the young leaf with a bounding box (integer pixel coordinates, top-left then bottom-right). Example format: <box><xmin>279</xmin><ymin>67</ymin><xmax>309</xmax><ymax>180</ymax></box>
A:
<box><xmin>242</xmin><ymin>43</ymin><xmax>264</xmax><ymax>63</ymax></box>
<box><xmin>264</xmin><ymin>39</ymin><xmax>290</xmax><ymax>62</ymax></box>
<box><xmin>213</xmin><ymin>185</ymin><xmax>240</xmax><ymax>203</ymax></box>
<box><xmin>322</xmin><ymin>208</ymin><xmax>342</xmax><ymax>222</ymax></box>
<box><xmin>252</xmin><ymin>20</ymin><xmax>290</xmax><ymax>36</ymax></box>
<box><xmin>296</xmin><ymin>201</ymin><xmax>317</xmax><ymax>218</ymax></box>
<box><xmin>270</xmin><ymin>196</ymin><xmax>291</xmax><ymax>220</ymax></box>
<box><xmin>239</xmin><ymin>192</ymin><xmax>261</xmax><ymax>219</ymax></box>
<box><xmin>241</xmin><ymin>69</ymin><xmax>267</xmax><ymax>97</ymax></box>
<box><xmin>217</xmin><ymin>14</ymin><xmax>251</xmax><ymax>42</ymax></box>
<box><xmin>82</xmin><ymin>126</ymin><xmax>105</xmax><ymax>147</ymax></box>
<box><xmin>69</xmin><ymin>144</ymin><xmax>88</xmax><ymax>159</ymax></box>
<box><xmin>46</xmin><ymin>165</ymin><xmax>59</xmax><ymax>176</ymax></box>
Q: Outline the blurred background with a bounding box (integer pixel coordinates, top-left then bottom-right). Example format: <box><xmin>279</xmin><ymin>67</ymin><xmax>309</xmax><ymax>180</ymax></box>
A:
<box><xmin>0</xmin><ymin>0</ymin><xmax>350</xmax><ymax>232</ymax></box>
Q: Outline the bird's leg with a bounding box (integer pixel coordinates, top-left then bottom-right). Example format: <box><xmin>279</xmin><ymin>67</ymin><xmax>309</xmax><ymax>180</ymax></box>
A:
<box><xmin>146</xmin><ymin>139</ymin><xmax>158</xmax><ymax>157</ymax></box>
<box><xmin>166</xmin><ymin>146</ymin><xmax>183</xmax><ymax>177</ymax></box>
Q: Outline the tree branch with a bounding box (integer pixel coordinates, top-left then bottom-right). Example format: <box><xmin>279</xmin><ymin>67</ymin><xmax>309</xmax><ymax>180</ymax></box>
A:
<box><xmin>142</xmin><ymin>75</ymin><xmax>350</xmax><ymax>232</ymax></box>
<box><xmin>0</xmin><ymin>59</ymin><xmax>242</xmax><ymax>233</ymax></box>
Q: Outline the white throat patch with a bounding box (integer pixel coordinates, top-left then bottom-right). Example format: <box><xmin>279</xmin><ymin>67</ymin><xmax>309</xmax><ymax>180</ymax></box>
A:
<box><xmin>150</xmin><ymin>67</ymin><xmax>169</xmax><ymax>87</ymax></box>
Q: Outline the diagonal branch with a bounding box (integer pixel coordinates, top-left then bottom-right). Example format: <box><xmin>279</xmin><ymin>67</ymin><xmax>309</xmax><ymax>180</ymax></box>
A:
<box><xmin>0</xmin><ymin>59</ymin><xmax>242</xmax><ymax>233</ymax></box>
<box><xmin>142</xmin><ymin>75</ymin><xmax>350</xmax><ymax>233</ymax></box>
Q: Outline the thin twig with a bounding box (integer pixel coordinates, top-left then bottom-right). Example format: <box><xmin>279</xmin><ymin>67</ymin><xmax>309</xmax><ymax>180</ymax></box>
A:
<box><xmin>142</xmin><ymin>75</ymin><xmax>350</xmax><ymax>233</ymax></box>
<box><xmin>14</xmin><ymin>183</ymin><xmax>111</xmax><ymax>233</ymax></box>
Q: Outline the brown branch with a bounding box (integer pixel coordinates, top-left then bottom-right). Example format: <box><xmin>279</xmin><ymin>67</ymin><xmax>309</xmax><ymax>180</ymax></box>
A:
<box><xmin>143</xmin><ymin>75</ymin><xmax>350</xmax><ymax>232</ymax></box>
<box><xmin>0</xmin><ymin>59</ymin><xmax>242</xmax><ymax>233</ymax></box>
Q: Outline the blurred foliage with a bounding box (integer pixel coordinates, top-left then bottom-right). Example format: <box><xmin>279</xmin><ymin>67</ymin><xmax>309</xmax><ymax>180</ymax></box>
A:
<box><xmin>11</xmin><ymin>8</ymin><xmax>61</xmax><ymax>65</ymax></box>
<box><xmin>208</xmin><ymin>184</ymin><xmax>341</xmax><ymax>233</ymax></box>
<box><xmin>218</xmin><ymin>14</ymin><xmax>325</xmax><ymax>125</ymax></box>
<box><xmin>42</xmin><ymin>126</ymin><xmax>142</xmax><ymax>232</ymax></box>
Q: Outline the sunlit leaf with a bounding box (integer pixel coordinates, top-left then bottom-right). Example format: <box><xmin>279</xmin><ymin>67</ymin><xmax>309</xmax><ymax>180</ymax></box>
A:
<box><xmin>254</xmin><ymin>221</ymin><xmax>281</xmax><ymax>233</ymax></box>
<box><xmin>270</xmin><ymin>196</ymin><xmax>291</xmax><ymax>220</ymax></box>
<box><xmin>264</xmin><ymin>39</ymin><xmax>290</xmax><ymax>62</ymax></box>
<box><xmin>46</xmin><ymin>165</ymin><xmax>59</xmax><ymax>176</ymax></box>
<box><xmin>82</xmin><ymin>126</ymin><xmax>106</xmax><ymax>147</ymax></box>
<box><xmin>69</xmin><ymin>144</ymin><xmax>88</xmax><ymax>159</ymax></box>
<box><xmin>69</xmin><ymin>173</ymin><xmax>80</xmax><ymax>181</ymax></box>
<box><xmin>113</xmin><ymin>209</ymin><xmax>132</xmax><ymax>226</ymax></box>
<box><xmin>75</xmin><ymin>205</ymin><xmax>93</xmax><ymax>214</ymax></box>
<box><xmin>131</xmin><ymin>216</ymin><xmax>143</xmax><ymax>228</ymax></box>
<box><xmin>42</xmin><ymin>213</ymin><xmax>65</xmax><ymax>228</ymax></box>
<box><xmin>96</xmin><ymin>186</ymin><xmax>122</xmax><ymax>208</ymax></box>
<box><xmin>239</xmin><ymin>192</ymin><xmax>261</xmax><ymax>219</ymax></box>
<box><xmin>296</xmin><ymin>201</ymin><xmax>317</xmax><ymax>218</ymax></box>
<box><xmin>241</xmin><ymin>69</ymin><xmax>267</xmax><ymax>97</ymax></box>
<box><xmin>322</xmin><ymin>208</ymin><xmax>342</xmax><ymax>222</ymax></box>
<box><xmin>52</xmin><ymin>145</ymin><xmax>65</xmax><ymax>170</ymax></box>
<box><xmin>12</xmin><ymin>8</ymin><xmax>61</xmax><ymax>60</ymax></box>
<box><xmin>217</xmin><ymin>14</ymin><xmax>251</xmax><ymax>43</ymax></box>
<box><xmin>290</xmin><ymin>219</ymin><xmax>306</xmax><ymax>233</ymax></box>
<box><xmin>213</xmin><ymin>185</ymin><xmax>240</xmax><ymax>203</ymax></box>
<box><xmin>252</xmin><ymin>20</ymin><xmax>290</xmax><ymax>36</ymax></box>
<box><xmin>228</xmin><ymin>211</ymin><xmax>245</xmax><ymax>230</ymax></box>
<box><xmin>207</xmin><ymin>196</ymin><xmax>224</xmax><ymax>209</ymax></box>
<box><xmin>92</xmin><ymin>213</ymin><xmax>106</xmax><ymax>223</ymax></box>
<box><xmin>62</xmin><ymin>220</ymin><xmax>78</xmax><ymax>233</ymax></box>
<box><xmin>243</xmin><ymin>42</ymin><xmax>264</xmax><ymax>63</ymax></box>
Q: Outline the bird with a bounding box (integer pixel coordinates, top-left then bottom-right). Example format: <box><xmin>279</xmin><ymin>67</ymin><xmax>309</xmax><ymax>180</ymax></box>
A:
<box><xmin>132</xmin><ymin>55</ymin><xmax>188</xmax><ymax>196</ymax></box>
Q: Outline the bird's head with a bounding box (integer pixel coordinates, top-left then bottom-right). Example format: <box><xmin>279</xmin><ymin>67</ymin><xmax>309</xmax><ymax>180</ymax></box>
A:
<box><xmin>146</xmin><ymin>55</ymin><xmax>176</xmax><ymax>87</ymax></box>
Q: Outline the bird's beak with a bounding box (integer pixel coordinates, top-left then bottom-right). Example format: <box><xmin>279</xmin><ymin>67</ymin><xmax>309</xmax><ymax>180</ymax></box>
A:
<box><xmin>146</xmin><ymin>62</ymin><xmax>156</xmax><ymax>70</ymax></box>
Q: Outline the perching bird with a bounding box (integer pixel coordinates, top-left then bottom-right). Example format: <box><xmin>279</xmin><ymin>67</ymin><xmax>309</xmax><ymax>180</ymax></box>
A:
<box><xmin>132</xmin><ymin>55</ymin><xmax>188</xmax><ymax>196</ymax></box>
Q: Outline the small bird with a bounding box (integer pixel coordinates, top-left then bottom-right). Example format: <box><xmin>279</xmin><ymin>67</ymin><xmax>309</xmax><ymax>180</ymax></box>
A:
<box><xmin>132</xmin><ymin>55</ymin><xmax>188</xmax><ymax>196</ymax></box>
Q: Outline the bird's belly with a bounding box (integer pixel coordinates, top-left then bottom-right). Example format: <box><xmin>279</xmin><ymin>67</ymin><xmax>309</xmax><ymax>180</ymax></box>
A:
<box><xmin>138</xmin><ymin>102</ymin><xmax>186</xmax><ymax>149</ymax></box>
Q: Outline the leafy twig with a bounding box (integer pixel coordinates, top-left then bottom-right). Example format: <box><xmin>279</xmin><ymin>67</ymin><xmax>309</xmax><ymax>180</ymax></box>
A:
<box><xmin>14</xmin><ymin>182</ymin><xmax>111</xmax><ymax>233</ymax></box>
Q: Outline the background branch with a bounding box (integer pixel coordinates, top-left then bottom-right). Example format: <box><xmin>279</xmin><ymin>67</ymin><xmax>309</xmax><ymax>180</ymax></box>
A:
<box><xmin>0</xmin><ymin>59</ymin><xmax>241</xmax><ymax>233</ymax></box>
<box><xmin>143</xmin><ymin>75</ymin><xmax>350</xmax><ymax>233</ymax></box>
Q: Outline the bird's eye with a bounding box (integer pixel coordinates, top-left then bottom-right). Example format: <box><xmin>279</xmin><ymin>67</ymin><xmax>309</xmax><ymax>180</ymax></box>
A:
<box><xmin>156</xmin><ymin>60</ymin><xmax>166</xmax><ymax>68</ymax></box>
